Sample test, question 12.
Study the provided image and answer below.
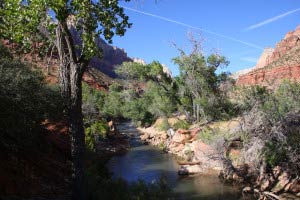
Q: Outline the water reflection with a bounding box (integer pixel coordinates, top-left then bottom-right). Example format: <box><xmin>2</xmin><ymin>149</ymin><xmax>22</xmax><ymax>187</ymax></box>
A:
<box><xmin>107</xmin><ymin>123</ymin><xmax>253</xmax><ymax>200</ymax></box>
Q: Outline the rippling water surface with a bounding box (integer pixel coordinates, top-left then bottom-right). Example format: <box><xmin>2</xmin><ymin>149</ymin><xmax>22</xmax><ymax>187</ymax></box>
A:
<box><xmin>107</xmin><ymin>123</ymin><xmax>253</xmax><ymax>200</ymax></box>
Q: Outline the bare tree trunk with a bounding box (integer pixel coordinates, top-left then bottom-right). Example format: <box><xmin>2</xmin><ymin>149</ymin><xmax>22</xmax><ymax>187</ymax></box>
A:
<box><xmin>69</xmin><ymin>63</ymin><xmax>86</xmax><ymax>200</ymax></box>
<box><xmin>56</xmin><ymin>23</ymin><xmax>87</xmax><ymax>200</ymax></box>
<box><xmin>196</xmin><ymin>104</ymin><xmax>200</xmax><ymax>122</ymax></box>
<box><xmin>193</xmin><ymin>101</ymin><xmax>196</xmax><ymax>119</ymax></box>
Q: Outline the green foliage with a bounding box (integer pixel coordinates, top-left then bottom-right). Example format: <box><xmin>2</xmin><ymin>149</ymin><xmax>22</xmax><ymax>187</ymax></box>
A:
<box><xmin>173</xmin><ymin>120</ymin><xmax>190</xmax><ymax>130</ymax></box>
<box><xmin>173</xmin><ymin>39</ymin><xmax>232</xmax><ymax>122</ymax></box>
<box><xmin>197</xmin><ymin>127</ymin><xmax>214</xmax><ymax>144</ymax></box>
<box><xmin>239</xmin><ymin>81</ymin><xmax>300</xmax><ymax>122</ymax></box>
<box><xmin>264</xmin><ymin>142</ymin><xmax>287</xmax><ymax>168</ymax></box>
<box><xmin>85</xmin><ymin>120</ymin><xmax>109</xmax><ymax>151</ymax></box>
<box><xmin>144</xmin><ymin>81</ymin><xmax>177</xmax><ymax>118</ymax></box>
<box><xmin>102</xmin><ymin>90</ymin><xmax>124</xmax><ymax>118</ymax></box>
<box><xmin>82</xmin><ymin>82</ymin><xmax>106</xmax><ymax>124</ymax></box>
<box><xmin>102</xmin><ymin>61</ymin><xmax>177</xmax><ymax>125</ymax></box>
<box><xmin>157</xmin><ymin>118</ymin><xmax>170</xmax><ymax>131</ymax></box>
<box><xmin>1</xmin><ymin>0</ymin><xmax>131</xmax><ymax>60</ymax></box>
<box><xmin>236</xmin><ymin>85</ymin><xmax>269</xmax><ymax>112</ymax></box>
<box><xmin>0</xmin><ymin>45</ymin><xmax>63</xmax><ymax>150</ymax></box>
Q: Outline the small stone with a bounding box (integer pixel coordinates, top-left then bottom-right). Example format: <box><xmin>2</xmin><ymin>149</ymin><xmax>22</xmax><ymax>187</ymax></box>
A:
<box><xmin>242</xmin><ymin>186</ymin><xmax>253</xmax><ymax>193</ymax></box>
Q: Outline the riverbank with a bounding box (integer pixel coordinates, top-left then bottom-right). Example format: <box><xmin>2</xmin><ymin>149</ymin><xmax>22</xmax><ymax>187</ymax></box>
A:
<box><xmin>137</xmin><ymin>116</ymin><xmax>300</xmax><ymax>200</ymax></box>
<box><xmin>107</xmin><ymin>121</ymin><xmax>253</xmax><ymax>200</ymax></box>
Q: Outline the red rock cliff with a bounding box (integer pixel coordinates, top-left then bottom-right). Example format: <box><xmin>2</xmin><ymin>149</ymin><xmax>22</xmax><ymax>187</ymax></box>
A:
<box><xmin>236</xmin><ymin>26</ymin><xmax>300</xmax><ymax>86</ymax></box>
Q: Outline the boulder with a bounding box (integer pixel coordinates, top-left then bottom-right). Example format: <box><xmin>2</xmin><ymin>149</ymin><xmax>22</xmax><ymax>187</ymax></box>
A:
<box><xmin>242</xmin><ymin>186</ymin><xmax>253</xmax><ymax>194</ymax></box>
<box><xmin>172</xmin><ymin>131</ymin><xmax>186</xmax><ymax>144</ymax></box>
<box><xmin>272</xmin><ymin>171</ymin><xmax>290</xmax><ymax>194</ymax></box>
<box><xmin>289</xmin><ymin>179</ymin><xmax>300</xmax><ymax>194</ymax></box>
<box><xmin>178</xmin><ymin>165</ymin><xmax>203</xmax><ymax>175</ymax></box>
<box><xmin>140</xmin><ymin>133</ymin><xmax>150</xmax><ymax>141</ymax></box>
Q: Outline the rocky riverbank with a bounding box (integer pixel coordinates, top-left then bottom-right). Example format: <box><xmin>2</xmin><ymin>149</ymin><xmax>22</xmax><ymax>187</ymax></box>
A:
<box><xmin>138</xmin><ymin>116</ymin><xmax>300</xmax><ymax>199</ymax></box>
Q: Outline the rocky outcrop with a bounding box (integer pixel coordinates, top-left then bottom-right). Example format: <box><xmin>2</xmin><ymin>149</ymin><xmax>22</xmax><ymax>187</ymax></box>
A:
<box><xmin>255</xmin><ymin>48</ymin><xmax>274</xmax><ymax>69</ymax></box>
<box><xmin>236</xmin><ymin>65</ymin><xmax>300</xmax><ymax>86</ymax></box>
<box><xmin>236</xmin><ymin>25</ymin><xmax>300</xmax><ymax>86</ymax></box>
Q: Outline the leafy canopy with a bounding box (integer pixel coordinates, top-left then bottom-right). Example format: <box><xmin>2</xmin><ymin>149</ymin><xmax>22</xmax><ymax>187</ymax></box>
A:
<box><xmin>1</xmin><ymin>0</ymin><xmax>131</xmax><ymax>60</ymax></box>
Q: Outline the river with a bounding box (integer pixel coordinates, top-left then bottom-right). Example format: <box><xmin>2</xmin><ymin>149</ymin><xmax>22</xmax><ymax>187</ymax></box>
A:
<box><xmin>107</xmin><ymin>122</ymin><xmax>253</xmax><ymax>200</ymax></box>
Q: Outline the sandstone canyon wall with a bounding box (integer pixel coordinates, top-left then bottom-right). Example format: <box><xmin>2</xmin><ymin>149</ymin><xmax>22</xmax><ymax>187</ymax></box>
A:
<box><xmin>236</xmin><ymin>26</ymin><xmax>300</xmax><ymax>86</ymax></box>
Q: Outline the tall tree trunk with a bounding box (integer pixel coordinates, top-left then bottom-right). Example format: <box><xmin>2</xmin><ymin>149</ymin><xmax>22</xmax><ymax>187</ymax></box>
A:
<box><xmin>56</xmin><ymin>23</ymin><xmax>87</xmax><ymax>200</ymax></box>
<box><xmin>69</xmin><ymin>63</ymin><xmax>86</xmax><ymax>200</ymax></box>
<box><xmin>196</xmin><ymin>104</ymin><xmax>200</xmax><ymax>122</ymax></box>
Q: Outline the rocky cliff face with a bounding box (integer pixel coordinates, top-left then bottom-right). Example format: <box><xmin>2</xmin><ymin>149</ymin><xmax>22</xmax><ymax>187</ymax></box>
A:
<box><xmin>236</xmin><ymin>26</ymin><xmax>300</xmax><ymax>86</ymax></box>
<box><xmin>89</xmin><ymin>38</ymin><xmax>132</xmax><ymax>77</ymax></box>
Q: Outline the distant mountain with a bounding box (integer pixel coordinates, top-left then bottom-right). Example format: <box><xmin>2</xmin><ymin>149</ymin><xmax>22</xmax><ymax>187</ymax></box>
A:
<box><xmin>89</xmin><ymin>38</ymin><xmax>132</xmax><ymax>78</ymax></box>
<box><xmin>67</xmin><ymin>18</ymin><xmax>132</xmax><ymax>78</ymax></box>
<box><xmin>236</xmin><ymin>25</ymin><xmax>300</xmax><ymax>86</ymax></box>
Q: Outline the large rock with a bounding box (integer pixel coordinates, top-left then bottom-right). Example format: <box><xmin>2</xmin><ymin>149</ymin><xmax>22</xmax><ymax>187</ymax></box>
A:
<box><xmin>289</xmin><ymin>179</ymin><xmax>300</xmax><ymax>194</ymax></box>
<box><xmin>193</xmin><ymin>141</ymin><xmax>223</xmax><ymax>171</ymax></box>
<box><xmin>172</xmin><ymin>131</ymin><xmax>188</xmax><ymax>144</ymax></box>
<box><xmin>271</xmin><ymin>171</ymin><xmax>290</xmax><ymax>193</ymax></box>
<box><xmin>178</xmin><ymin>165</ymin><xmax>203</xmax><ymax>175</ymax></box>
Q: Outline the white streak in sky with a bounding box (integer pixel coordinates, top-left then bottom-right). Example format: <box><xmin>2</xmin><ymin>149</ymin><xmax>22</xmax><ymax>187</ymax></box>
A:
<box><xmin>244</xmin><ymin>8</ymin><xmax>300</xmax><ymax>31</ymax></box>
<box><xmin>122</xmin><ymin>6</ymin><xmax>264</xmax><ymax>50</ymax></box>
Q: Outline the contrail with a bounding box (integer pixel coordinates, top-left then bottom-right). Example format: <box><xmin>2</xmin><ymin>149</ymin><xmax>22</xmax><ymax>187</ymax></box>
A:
<box><xmin>244</xmin><ymin>8</ymin><xmax>300</xmax><ymax>31</ymax></box>
<box><xmin>123</xmin><ymin>6</ymin><xmax>264</xmax><ymax>50</ymax></box>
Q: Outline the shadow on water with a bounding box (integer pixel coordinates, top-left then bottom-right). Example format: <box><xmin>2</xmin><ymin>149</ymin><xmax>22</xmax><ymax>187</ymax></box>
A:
<box><xmin>107</xmin><ymin>122</ymin><xmax>254</xmax><ymax>200</ymax></box>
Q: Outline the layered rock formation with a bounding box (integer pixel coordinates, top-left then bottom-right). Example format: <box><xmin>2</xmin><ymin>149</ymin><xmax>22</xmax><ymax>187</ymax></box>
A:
<box><xmin>236</xmin><ymin>25</ymin><xmax>300</xmax><ymax>86</ymax></box>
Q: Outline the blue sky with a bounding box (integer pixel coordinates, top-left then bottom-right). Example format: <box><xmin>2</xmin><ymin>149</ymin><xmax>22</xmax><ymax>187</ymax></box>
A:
<box><xmin>111</xmin><ymin>0</ymin><xmax>300</xmax><ymax>76</ymax></box>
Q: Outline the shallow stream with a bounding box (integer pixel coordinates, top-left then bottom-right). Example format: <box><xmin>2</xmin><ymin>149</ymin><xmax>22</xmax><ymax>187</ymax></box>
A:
<box><xmin>107</xmin><ymin>122</ymin><xmax>253</xmax><ymax>200</ymax></box>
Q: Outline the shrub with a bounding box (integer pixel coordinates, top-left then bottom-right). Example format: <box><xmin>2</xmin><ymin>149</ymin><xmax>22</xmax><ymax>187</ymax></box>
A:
<box><xmin>0</xmin><ymin>47</ymin><xmax>63</xmax><ymax>150</ymax></box>
<box><xmin>85</xmin><ymin>120</ymin><xmax>109</xmax><ymax>151</ymax></box>
<box><xmin>197</xmin><ymin>127</ymin><xmax>214</xmax><ymax>144</ymax></box>
<box><xmin>264</xmin><ymin>142</ymin><xmax>287</xmax><ymax>168</ymax></box>
<box><xmin>157</xmin><ymin>118</ymin><xmax>170</xmax><ymax>131</ymax></box>
<box><xmin>173</xmin><ymin>120</ymin><xmax>190</xmax><ymax>130</ymax></box>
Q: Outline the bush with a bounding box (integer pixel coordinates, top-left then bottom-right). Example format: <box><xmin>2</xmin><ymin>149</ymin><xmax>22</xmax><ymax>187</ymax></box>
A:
<box><xmin>157</xmin><ymin>118</ymin><xmax>170</xmax><ymax>131</ymax></box>
<box><xmin>173</xmin><ymin>120</ymin><xmax>190</xmax><ymax>130</ymax></box>
<box><xmin>85</xmin><ymin>120</ymin><xmax>109</xmax><ymax>151</ymax></box>
<box><xmin>0</xmin><ymin>46</ymin><xmax>63</xmax><ymax>150</ymax></box>
<box><xmin>197</xmin><ymin>127</ymin><xmax>214</xmax><ymax>144</ymax></box>
<box><xmin>264</xmin><ymin>142</ymin><xmax>287</xmax><ymax>168</ymax></box>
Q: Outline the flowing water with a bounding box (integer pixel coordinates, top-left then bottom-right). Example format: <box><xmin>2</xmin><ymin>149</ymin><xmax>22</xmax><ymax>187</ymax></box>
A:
<box><xmin>107</xmin><ymin>122</ymin><xmax>253</xmax><ymax>200</ymax></box>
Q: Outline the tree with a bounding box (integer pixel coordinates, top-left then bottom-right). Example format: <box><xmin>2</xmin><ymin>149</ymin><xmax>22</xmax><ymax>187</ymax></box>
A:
<box><xmin>173</xmin><ymin>37</ymin><xmax>229</xmax><ymax>122</ymax></box>
<box><xmin>0</xmin><ymin>1</ymin><xmax>131</xmax><ymax>199</ymax></box>
<box><xmin>116</xmin><ymin>61</ymin><xmax>177</xmax><ymax>120</ymax></box>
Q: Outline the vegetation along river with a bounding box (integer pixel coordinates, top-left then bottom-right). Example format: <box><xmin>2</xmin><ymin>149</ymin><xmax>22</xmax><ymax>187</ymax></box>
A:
<box><xmin>107</xmin><ymin>122</ymin><xmax>253</xmax><ymax>200</ymax></box>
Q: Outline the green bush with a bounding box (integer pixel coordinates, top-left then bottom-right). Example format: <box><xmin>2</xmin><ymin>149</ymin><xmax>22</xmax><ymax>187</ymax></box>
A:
<box><xmin>264</xmin><ymin>142</ymin><xmax>287</xmax><ymax>168</ymax></box>
<box><xmin>0</xmin><ymin>45</ymin><xmax>63</xmax><ymax>150</ymax></box>
<box><xmin>173</xmin><ymin>120</ymin><xmax>190</xmax><ymax>130</ymax></box>
<box><xmin>85</xmin><ymin>120</ymin><xmax>109</xmax><ymax>151</ymax></box>
<box><xmin>157</xmin><ymin>118</ymin><xmax>170</xmax><ymax>131</ymax></box>
<box><xmin>197</xmin><ymin>127</ymin><xmax>214</xmax><ymax>144</ymax></box>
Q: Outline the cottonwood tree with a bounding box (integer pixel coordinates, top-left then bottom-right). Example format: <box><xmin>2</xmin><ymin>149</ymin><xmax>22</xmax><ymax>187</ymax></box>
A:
<box><xmin>0</xmin><ymin>0</ymin><xmax>131</xmax><ymax>199</ymax></box>
<box><xmin>173</xmin><ymin>36</ymin><xmax>229</xmax><ymax>122</ymax></box>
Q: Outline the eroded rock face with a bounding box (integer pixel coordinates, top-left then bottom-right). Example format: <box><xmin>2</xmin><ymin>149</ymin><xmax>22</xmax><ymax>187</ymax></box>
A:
<box><xmin>255</xmin><ymin>48</ymin><xmax>274</xmax><ymax>69</ymax></box>
<box><xmin>236</xmin><ymin>25</ymin><xmax>300</xmax><ymax>86</ymax></box>
<box><xmin>236</xmin><ymin>65</ymin><xmax>300</xmax><ymax>86</ymax></box>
